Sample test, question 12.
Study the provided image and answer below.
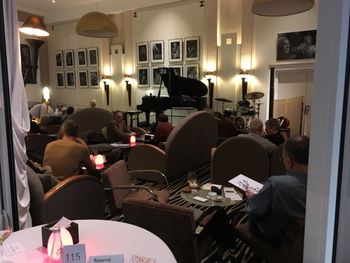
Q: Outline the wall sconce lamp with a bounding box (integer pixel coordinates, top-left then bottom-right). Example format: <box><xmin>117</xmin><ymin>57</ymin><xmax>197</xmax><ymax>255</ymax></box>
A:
<box><xmin>239</xmin><ymin>69</ymin><xmax>251</xmax><ymax>100</ymax></box>
<box><xmin>205</xmin><ymin>72</ymin><xmax>215</xmax><ymax>109</ymax></box>
<box><xmin>101</xmin><ymin>75</ymin><xmax>112</xmax><ymax>106</ymax></box>
<box><xmin>19</xmin><ymin>16</ymin><xmax>49</xmax><ymax>37</ymax></box>
<box><xmin>124</xmin><ymin>74</ymin><xmax>132</xmax><ymax>106</ymax></box>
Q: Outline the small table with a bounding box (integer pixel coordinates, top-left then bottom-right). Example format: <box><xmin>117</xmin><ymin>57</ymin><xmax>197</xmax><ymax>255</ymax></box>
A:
<box><xmin>181</xmin><ymin>188</ymin><xmax>242</xmax><ymax>207</ymax></box>
<box><xmin>5</xmin><ymin>219</ymin><xmax>176</xmax><ymax>262</ymax></box>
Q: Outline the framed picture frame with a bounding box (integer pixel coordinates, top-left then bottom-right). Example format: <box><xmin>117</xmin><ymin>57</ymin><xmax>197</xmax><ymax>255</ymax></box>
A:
<box><xmin>138</xmin><ymin>67</ymin><xmax>149</xmax><ymax>87</ymax></box>
<box><xmin>276</xmin><ymin>30</ymin><xmax>317</xmax><ymax>61</ymax></box>
<box><xmin>56</xmin><ymin>71</ymin><xmax>65</xmax><ymax>88</ymax></box>
<box><xmin>64</xmin><ymin>50</ymin><xmax>75</xmax><ymax>68</ymax></box>
<box><xmin>65</xmin><ymin>70</ymin><xmax>76</xmax><ymax>88</ymax></box>
<box><xmin>87</xmin><ymin>47</ymin><xmax>99</xmax><ymax>67</ymax></box>
<box><xmin>184</xmin><ymin>37</ymin><xmax>200</xmax><ymax>61</ymax></box>
<box><xmin>137</xmin><ymin>42</ymin><xmax>149</xmax><ymax>64</ymax></box>
<box><xmin>151</xmin><ymin>66</ymin><xmax>162</xmax><ymax>86</ymax></box>
<box><xmin>185</xmin><ymin>64</ymin><xmax>199</xmax><ymax>80</ymax></box>
<box><xmin>78</xmin><ymin>70</ymin><xmax>88</xmax><ymax>88</ymax></box>
<box><xmin>89</xmin><ymin>69</ymin><xmax>100</xmax><ymax>88</ymax></box>
<box><xmin>76</xmin><ymin>48</ymin><xmax>87</xmax><ymax>67</ymax></box>
<box><xmin>168</xmin><ymin>39</ymin><xmax>182</xmax><ymax>62</ymax></box>
<box><xmin>55</xmin><ymin>50</ymin><xmax>64</xmax><ymax>68</ymax></box>
<box><xmin>171</xmin><ymin>65</ymin><xmax>183</xmax><ymax>76</ymax></box>
<box><xmin>151</xmin><ymin>40</ymin><xmax>164</xmax><ymax>63</ymax></box>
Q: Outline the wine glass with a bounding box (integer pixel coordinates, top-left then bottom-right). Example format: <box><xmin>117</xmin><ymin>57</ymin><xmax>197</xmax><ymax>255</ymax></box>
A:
<box><xmin>187</xmin><ymin>171</ymin><xmax>199</xmax><ymax>193</ymax></box>
<box><xmin>0</xmin><ymin>210</ymin><xmax>12</xmax><ymax>261</ymax></box>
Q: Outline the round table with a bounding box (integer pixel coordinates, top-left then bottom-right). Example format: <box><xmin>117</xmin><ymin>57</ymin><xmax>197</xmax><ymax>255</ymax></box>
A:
<box><xmin>181</xmin><ymin>189</ymin><xmax>242</xmax><ymax>207</ymax></box>
<box><xmin>5</xmin><ymin>219</ymin><xmax>176</xmax><ymax>262</ymax></box>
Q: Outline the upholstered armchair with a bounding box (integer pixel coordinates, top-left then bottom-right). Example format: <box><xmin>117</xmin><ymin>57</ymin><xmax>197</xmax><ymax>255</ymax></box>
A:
<box><xmin>101</xmin><ymin>160</ymin><xmax>169</xmax><ymax>215</ymax></box>
<box><xmin>25</xmin><ymin>134</ymin><xmax>56</xmax><ymax>164</ymax></box>
<box><xmin>122</xmin><ymin>198</ymin><xmax>214</xmax><ymax>263</ymax></box>
<box><xmin>27</xmin><ymin>166</ymin><xmax>106</xmax><ymax>225</ymax></box>
<box><xmin>211</xmin><ymin>137</ymin><xmax>270</xmax><ymax>185</ymax></box>
<box><xmin>128</xmin><ymin>111</ymin><xmax>218</xmax><ymax>182</ymax></box>
<box><xmin>270</xmin><ymin>143</ymin><xmax>286</xmax><ymax>176</ymax></box>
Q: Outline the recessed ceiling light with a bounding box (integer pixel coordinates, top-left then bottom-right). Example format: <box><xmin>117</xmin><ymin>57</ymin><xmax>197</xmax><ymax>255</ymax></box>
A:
<box><xmin>52</xmin><ymin>0</ymin><xmax>56</xmax><ymax>3</ymax></box>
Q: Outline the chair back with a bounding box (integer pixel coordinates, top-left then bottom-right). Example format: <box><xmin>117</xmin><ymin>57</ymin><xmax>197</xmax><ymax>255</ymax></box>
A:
<box><xmin>165</xmin><ymin>111</ymin><xmax>218</xmax><ymax>181</ymax></box>
<box><xmin>44</xmin><ymin>175</ymin><xmax>105</xmax><ymax>222</ymax></box>
<box><xmin>211</xmin><ymin>136</ymin><xmax>269</xmax><ymax>185</ymax></box>
<box><xmin>123</xmin><ymin>198</ymin><xmax>199</xmax><ymax>263</ymax></box>
<box><xmin>101</xmin><ymin>160</ymin><xmax>132</xmax><ymax>212</ymax></box>
<box><xmin>25</xmin><ymin>134</ymin><xmax>56</xmax><ymax>161</ymax></box>
<box><xmin>27</xmin><ymin>166</ymin><xmax>47</xmax><ymax>226</ymax></box>
<box><xmin>270</xmin><ymin>143</ymin><xmax>286</xmax><ymax>176</ymax></box>
<box><xmin>42</xmin><ymin>124</ymin><xmax>61</xmax><ymax>134</ymax></box>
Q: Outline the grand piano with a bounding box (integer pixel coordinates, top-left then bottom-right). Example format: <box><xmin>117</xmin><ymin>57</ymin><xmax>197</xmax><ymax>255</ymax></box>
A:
<box><xmin>137</xmin><ymin>67</ymin><xmax>208</xmax><ymax>125</ymax></box>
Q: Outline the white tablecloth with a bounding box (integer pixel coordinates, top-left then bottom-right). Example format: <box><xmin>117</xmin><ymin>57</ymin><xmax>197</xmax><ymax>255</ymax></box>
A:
<box><xmin>4</xmin><ymin>219</ymin><xmax>176</xmax><ymax>262</ymax></box>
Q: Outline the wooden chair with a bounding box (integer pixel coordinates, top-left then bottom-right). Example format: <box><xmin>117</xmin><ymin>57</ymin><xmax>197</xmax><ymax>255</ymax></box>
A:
<box><xmin>211</xmin><ymin>136</ymin><xmax>270</xmax><ymax>185</ymax></box>
<box><xmin>128</xmin><ymin>111</ymin><xmax>218</xmax><ymax>182</ymax></box>
<box><xmin>234</xmin><ymin>219</ymin><xmax>305</xmax><ymax>263</ymax></box>
<box><xmin>28</xmin><ymin>166</ymin><xmax>105</xmax><ymax>225</ymax></box>
<box><xmin>101</xmin><ymin>160</ymin><xmax>170</xmax><ymax>215</ymax></box>
<box><xmin>123</xmin><ymin>198</ymin><xmax>214</xmax><ymax>263</ymax></box>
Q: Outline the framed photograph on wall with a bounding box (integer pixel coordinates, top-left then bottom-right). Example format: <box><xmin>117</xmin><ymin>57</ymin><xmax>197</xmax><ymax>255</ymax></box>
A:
<box><xmin>151</xmin><ymin>66</ymin><xmax>162</xmax><ymax>86</ymax></box>
<box><xmin>55</xmin><ymin>51</ymin><xmax>64</xmax><ymax>68</ymax></box>
<box><xmin>276</xmin><ymin>30</ymin><xmax>317</xmax><ymax>61</ymax></box>
<box><xmin>87</xmin><ymin>47</ymin><xmax>99</xmax><ymax>67</ymax></box>
<box><xmin>89</xmin><ymin>69</ymin><xmax>100</xmax><ymax>88</ymax></box>
<box><xmin>64</xmin><ymin>50</ymin><xmax>75</xmax><ymax>68</ymax></box>
<box><xmin>78</xmin><ymin>70</ymin><xmax>88</xmax><ymax>88</ymax></box>
<box><xmin>65</xmin><ymin>70</ymin><xmax>76</xmax><ymax>88</ymax></box>
<box><xmin>138</xmin><ymin>67</ymin><xmax>149</xmax><ymax>87</ymax></box>
<box><xmin>184</xmin><ymin>37</ymin><xmax>200</xmax><ymax>61</ymax></box>
<box><xmin>185</xmin><ymin>64</ymin><xmax>199</xmax><ymax>80</ymax></box>
<box><xmin>171</xmin><ymin>65</ymin><xmax>183</xmax><ymax>76</ymax></box>
<box><xmin>56</xmin><ymin>71</ymin><xmax>65</xmax><ymax>88</ymax></box>
<box><xmin>77</xmin><ymin>48</ymin><xmax>87</xmax><ymax>67</ymax></box>
<box><xmin>151</xmin><ymin>40</ymin><xmax>164</xmax><ymax>63</ymax></box>
<box><xmin>168</xmin><ymin>39</ymin><xmax>182</xmax><ymax>62</ymax></box>
<box><xmin>137</xmin><ymin>42</ymin><xmax>149</xmax><ymax>64</ymax></box>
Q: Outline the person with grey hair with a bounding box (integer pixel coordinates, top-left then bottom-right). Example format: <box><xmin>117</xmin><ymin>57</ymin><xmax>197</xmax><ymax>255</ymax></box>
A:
<box><xmin>89</xmin><ymin>99</ymin><xmax>97</xmax><ymax>108</ymax></box>
<box><xmin>238</xmin><ymin>118</ymin><xmax>277</xmax><ymax>154</ymax></box>
<box><xmin>43</xmin><ymin>120</ymin><xmax>97</xmax><ymax>181</ymax></box>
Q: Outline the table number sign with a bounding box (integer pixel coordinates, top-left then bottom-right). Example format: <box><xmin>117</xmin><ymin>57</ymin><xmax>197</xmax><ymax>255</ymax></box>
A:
<box><xmin>88</xmin><ymin>255</ymin><xmax>124</xmax><ymax>263</ymax></box>
<box><xmin>61</xmin><ymin>244</ymin><xmax>86</xmax><ymax>263</ymax></box>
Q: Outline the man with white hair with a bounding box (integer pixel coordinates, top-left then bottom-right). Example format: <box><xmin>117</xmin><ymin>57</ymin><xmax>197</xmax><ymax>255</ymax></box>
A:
<box><xmin>239</xmin><ymin>118</ymin><xmax>277</xmax><ymax>154</ymax></box>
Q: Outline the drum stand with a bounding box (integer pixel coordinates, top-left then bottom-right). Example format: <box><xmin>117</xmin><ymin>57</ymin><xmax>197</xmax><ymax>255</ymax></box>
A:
<box><xmin>252</xmin><ymin>99</ymin><xmax>262</xmax><ymax>118</ymax></box>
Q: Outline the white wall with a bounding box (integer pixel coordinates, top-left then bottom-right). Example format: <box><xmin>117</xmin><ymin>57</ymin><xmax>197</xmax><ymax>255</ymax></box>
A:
<box><xmin>252</xmin><ymin>2</ymin><xmax>319</xmax><ymax>120</ymax></box>
<box><xmin>47</xmin><ymin>22</ymin><xmax>110</xmax><ymax>110</ymax></box>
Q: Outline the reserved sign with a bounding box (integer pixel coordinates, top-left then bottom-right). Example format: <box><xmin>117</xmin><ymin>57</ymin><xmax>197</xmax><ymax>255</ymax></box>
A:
<box><xmin>87</xmin><ymin>255</ymin><xmax>124</xmax><ymax>263</ymax></box>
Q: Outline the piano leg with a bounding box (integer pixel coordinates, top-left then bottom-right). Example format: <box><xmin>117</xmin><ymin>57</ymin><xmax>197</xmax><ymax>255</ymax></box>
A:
<box><xmin>145</xmin><ymin>111</ymin><xmax>151</xmax><ymax>126</ymax></box>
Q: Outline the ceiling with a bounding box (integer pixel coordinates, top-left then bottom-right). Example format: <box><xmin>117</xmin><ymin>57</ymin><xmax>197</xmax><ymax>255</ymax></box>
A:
<box><xmin>16</xmin><ymin>0</ymin><xmax>185</xmax><ymax>24</ymax></box>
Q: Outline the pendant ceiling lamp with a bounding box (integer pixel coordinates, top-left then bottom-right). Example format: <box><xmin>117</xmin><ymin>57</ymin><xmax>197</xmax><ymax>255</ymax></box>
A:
<box><xmin>252</xmin><ymin>0</ymin><xmax>314</xmax><ymax>16</ymax></box>
<box><xmin>19</xmin><ymin>16</ymin><xmax>49</xmax><ymax>37</ymax></box>
<box><xmin>76</xmin><ymin>11</ymin><xmax>117</xmax><ymax>38</ymax></box>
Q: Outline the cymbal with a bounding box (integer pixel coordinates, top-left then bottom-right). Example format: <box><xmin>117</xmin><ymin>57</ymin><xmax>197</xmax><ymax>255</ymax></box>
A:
<box><xmin>245</xmin><ymin>92</ymin><xmax>264</xmax><ymax>100</ymax></box>
<box><xmin>215</xmin><ymin>98</ymin><xmax>233</xmax><ymax>103</ymax></box>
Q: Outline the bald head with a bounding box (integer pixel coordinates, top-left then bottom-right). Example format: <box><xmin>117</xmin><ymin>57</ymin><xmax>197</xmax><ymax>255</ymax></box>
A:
<box><xmin>249</xmin><ymin>118</ymin><xmax>264</xmax><ymax>135</ymax></box>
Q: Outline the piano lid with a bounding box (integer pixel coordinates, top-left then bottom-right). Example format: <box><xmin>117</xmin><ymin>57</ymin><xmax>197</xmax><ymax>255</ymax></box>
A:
<box><xmin>159</xmin><ymin>67</ymin><xmax>208</xmax><ymax>97</ymax></box>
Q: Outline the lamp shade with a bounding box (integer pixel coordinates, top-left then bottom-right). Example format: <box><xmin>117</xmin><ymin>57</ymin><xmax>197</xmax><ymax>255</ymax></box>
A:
<box><xmin>76</xmin><ymin>12</ymin><xmax>117</xmax><ymax>38</ymax></box>
<box><xmin>252</xmin><ymin>0</ymin><xmax>314</xmax><ymax>16</ymax></box>
<box><xmin>19</xmin><ymin>16</ymin><xmax>49</xmax><ymax>37</ymax></box>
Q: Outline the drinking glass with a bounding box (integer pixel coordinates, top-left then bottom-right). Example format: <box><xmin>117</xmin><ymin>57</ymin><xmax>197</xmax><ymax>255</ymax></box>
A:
<box><xmin>0</xmin><ymin>210</ymin><xmax>12</xmax><ymax>261</ymax></box>
<box><xmin>187</xmin><ymin>171</ymin><xmax>199</xmax><ymax>191</ymax></box>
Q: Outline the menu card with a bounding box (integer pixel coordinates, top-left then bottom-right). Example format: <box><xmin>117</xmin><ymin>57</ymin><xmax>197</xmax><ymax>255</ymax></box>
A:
<box><xmin>228</xmin><ymin>174</ymin><xmax>263</xmax><ymax>194</ymax></box>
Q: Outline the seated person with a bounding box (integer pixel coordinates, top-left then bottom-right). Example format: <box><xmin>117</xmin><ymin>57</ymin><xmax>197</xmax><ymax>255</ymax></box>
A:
<box><xmin>107</xmin><ymin>111</ymin><xmax>131</xmax><ymax>143</ymax></box>
<box><xmin>61</xmin><ymin>106</ymin><xmax>75</xmax><ymax>122</ymax></box>
<box><xmin>238</xmin><ymin>118</ymin><xmax>277</xmax><ymax>154</ymax></box>
<box><xmin>213</xmin><ymin>112</ymin><xmax>240</xmax><ymax>139</ymax></box>
<box><xmin>154</xmin><ymin>113</ymin><xmax>174</xmax><ymax>143</ymax></box>
<box><xmin>43</xmin><ymin>120</ymin><xmax>98</xmax><ymax>181</ymax></box>
<box><xmin>207</xmin><ymin>135</ymin><xmax>309</xmax><ymax>252</ymax></box>
<box><xmin>245</xmin><ymin>135</ymin><xmax>309</xmax><ymax>245</ymax></box>
<box><xmin>264</xmin><ymin>118</ymin><xmax>287</xmax><ymax>146</ymax></box>
<box><xmin>89</xmin><ymin>99</ymin><xmax>97</xmax><ymax>108</ymax></box>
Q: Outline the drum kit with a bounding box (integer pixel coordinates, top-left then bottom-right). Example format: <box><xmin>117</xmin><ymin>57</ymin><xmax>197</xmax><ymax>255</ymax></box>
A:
<box><xmin>215</xmin><ymin>92</ymin><xmax>265</xmax><ymax>132</ymax></box>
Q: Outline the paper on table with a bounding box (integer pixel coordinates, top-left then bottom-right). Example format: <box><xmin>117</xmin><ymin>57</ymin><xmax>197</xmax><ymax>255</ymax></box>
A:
<box><xmin>53</xmin><ymin>216</ymin><xmax>72</xmax><ymax>228</ymax></box>
<box><xmin>200</xmin><ymin>183</ymin><xmax>222</xmax><ymax>191</ymax></box>
<box><xmin>223</xmin><ymin>187</ymin><xmax>242</xmax><ymax>201</ymax></box>
<box><xmin>110</xmin><ymin>143</ymin><xmax>130</xmax><ymax>148</ymax></box>
<box><xmin>228</xmin><ymin>174</ymin><xmax>263</xmax><ymax>194</ymax></box>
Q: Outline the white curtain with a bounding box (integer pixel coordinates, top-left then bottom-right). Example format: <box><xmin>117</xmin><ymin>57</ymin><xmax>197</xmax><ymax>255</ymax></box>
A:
<box><xmin>4</xmin><ymin>0</ymin><xmax>31</xmax><ymax>228</ymax></box>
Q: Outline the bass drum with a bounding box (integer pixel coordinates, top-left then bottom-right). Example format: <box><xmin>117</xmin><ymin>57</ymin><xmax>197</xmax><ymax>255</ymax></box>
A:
<box><xmin>234</xmin><ymin>116</ymin><xmax>246</xmax><ymax>132</ymax></box>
